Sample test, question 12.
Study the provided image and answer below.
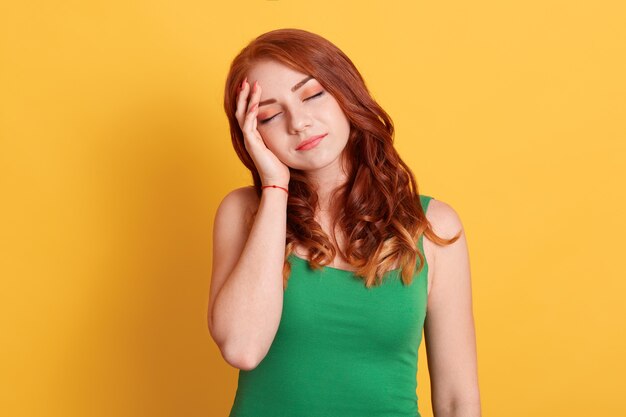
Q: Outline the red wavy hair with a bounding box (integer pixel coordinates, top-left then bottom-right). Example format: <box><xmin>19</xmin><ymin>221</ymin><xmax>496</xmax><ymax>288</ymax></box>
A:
<box><xmin>223</xmin><ymin>28</ymin><xmax>459</xmax><ymax>289</ymax></box>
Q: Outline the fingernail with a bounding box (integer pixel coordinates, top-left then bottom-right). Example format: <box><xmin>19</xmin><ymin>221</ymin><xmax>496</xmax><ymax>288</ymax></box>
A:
<box><xmin>253</xmin><ymin>81</ymin><xmax>258</xmax><ymax>93</ymax></box>
<box><xmin>241</xmin><ymin>77</ymin><xmax>247</xmax><ymax>90</ymax></box>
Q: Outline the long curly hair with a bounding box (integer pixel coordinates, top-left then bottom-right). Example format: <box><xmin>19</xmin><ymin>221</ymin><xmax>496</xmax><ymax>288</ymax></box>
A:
<box><xmin>223</xmin><ymin>28</ymin><xmax>459</xmax><ymax>289</ymax></box>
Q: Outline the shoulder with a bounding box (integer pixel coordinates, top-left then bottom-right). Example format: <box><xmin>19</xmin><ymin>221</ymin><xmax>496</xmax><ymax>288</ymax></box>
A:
<box><xmin>218</xmin><ymin>185</ymin><xmax>258</xmax><ymax>208</ymax></box>
<box><xmin>228</xmin><ymin>185</ymin><xmax>258</xmax><ymax>201</ymax></box>
<box><xmin>215</xmin><ymin>186</ymin><xmax>260</xmax><ymax>224</ymax></box>
<box><xmin>421</xmin><ymin>198</ymin><xmax>470</xmax><ymax>306</ymax></box>
<box><xmin>422</xmin><ymin>196</ymin><xmax>464</xmax><ymax>241</ymax></box>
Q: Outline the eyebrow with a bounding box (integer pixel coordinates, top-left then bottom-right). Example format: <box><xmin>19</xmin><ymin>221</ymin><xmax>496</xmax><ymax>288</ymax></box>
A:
<box><xmin>258</xmin><ymin>76</ymin><xmax>314</xmax><ymax>107</ymax></box>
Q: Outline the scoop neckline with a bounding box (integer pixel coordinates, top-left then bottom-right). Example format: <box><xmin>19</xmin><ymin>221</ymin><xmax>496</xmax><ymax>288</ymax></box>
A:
<box><xmin>288</xmin><ymin>252</ymin><xmax>401</xmax><ymax>274</ymax></box>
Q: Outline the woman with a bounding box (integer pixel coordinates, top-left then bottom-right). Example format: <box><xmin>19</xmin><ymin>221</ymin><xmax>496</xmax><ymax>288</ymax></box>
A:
<box><xmin>208</xmin><ymin>28</ymin><xmax>481</xmax><ymax>417</ymax></box>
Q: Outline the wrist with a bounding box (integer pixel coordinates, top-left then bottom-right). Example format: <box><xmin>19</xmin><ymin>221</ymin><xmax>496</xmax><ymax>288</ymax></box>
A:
<box><xmin>261</xmin><ymin>184</ymin><xmax>289</xmax><ymax>195</ymax></box>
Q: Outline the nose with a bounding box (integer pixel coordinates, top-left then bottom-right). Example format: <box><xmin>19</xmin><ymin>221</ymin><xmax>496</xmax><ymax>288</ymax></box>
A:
<box><xmin>288</xmin><ymin>107</ymin><xmax>313</xmax><ymax>135</ymax></box>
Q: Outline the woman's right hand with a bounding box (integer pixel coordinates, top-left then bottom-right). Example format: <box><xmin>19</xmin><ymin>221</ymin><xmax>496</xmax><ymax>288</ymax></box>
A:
<box><xmin>235</xmin><ymin>78</ymin><xmax>290</xmax><ymax>188</ymax></box>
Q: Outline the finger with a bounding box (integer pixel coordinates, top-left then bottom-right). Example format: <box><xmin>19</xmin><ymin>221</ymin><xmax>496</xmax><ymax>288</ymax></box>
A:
<box><xmin>243</xmin><ymin>97</ymin><xmax>260</xmax><ymax>138</ymax></box>
<box><xmin>246</xmin><ymin>81</ymin><xmax>262</xmax><ymax>113</ymax></box>
<box><xmin>243</xmin><ymin>83</ymin><xmax>262</xmax><ymax>135</ymax></box>
<box><xmin>251</xmin><ymin>87</ymin><xmax>262</xmax><ymax>132</ymax></box>
<box><xmin>235</xmin><ymin>79</ymin><xmax>249</xmax><ymax>125</ymax></box>
<box><xmin>235</xmin><ymin>83</ymin><xmax>249</xmax><ymax>126</ymax></box>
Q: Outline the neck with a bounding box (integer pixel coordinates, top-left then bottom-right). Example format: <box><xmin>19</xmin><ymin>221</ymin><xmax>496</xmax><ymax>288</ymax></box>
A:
<box><xmin>306</xmin><ymin>152</ymin><xmax>350</xmax><ymax>211</ymax></box>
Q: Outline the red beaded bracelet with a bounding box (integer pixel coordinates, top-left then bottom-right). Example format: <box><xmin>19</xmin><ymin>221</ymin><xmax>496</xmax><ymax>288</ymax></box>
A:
<box><xmin>262</xmin><ymin>184</ymin><xmax>289</xmax><ymax>195</ymax></box>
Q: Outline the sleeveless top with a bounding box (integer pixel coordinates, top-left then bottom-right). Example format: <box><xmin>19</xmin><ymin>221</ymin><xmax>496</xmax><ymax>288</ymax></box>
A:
<box><xmin>228</xmin><ymin>195</ymin><xmax>434</xmax><ymax>417</ymax></box>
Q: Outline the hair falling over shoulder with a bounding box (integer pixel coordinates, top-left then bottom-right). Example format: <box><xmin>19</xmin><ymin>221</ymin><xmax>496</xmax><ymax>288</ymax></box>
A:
<box><xmin>224</xmin><ymin>28</ymin><xmax>460</xmax><ymax>290</ymax></box>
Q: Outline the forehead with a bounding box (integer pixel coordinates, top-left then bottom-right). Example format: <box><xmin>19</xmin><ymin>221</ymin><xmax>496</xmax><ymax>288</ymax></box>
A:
<box><xmin>246</xmin><ymin>60</ymin><xmax>314</xmax><ymax>91</ymax></box>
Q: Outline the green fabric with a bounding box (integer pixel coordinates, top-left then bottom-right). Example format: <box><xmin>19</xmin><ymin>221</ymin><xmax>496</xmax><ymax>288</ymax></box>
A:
<box><xmin>229</xmin><ymin>195</ymin><xmax>434</xmax><ymax>417</ymax></box>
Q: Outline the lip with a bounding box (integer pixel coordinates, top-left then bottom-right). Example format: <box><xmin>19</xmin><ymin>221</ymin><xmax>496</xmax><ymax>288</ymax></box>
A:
<box><xmin>296</xmin><ymin>133</ymin><xmax>327</xmax><ymax>151</ymax></box>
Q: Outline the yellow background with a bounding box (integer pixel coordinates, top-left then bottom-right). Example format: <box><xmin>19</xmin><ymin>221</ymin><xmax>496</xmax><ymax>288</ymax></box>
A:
<box><xmin>1</xmin><ymin>1</ymin><xmax>624</xmax><ymax>416</ymax></box>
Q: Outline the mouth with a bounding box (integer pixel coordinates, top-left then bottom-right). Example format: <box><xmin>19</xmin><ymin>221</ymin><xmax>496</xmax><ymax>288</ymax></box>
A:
<box><xmin>296</xmin><ymin>133</ymin><xmax>328</xmax><ymax>151</ymax></box>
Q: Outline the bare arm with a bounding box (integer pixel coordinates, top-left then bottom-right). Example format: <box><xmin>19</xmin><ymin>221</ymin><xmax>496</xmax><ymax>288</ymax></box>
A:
<box><xmin>208</xmin><ymin>186</ymin><xmax>288</xmax><ymax>370</ymax></box>
<box><xmin>424</xmin><ymin>199</ymin><xmax>482</xmax><ymax>417</ymax></box>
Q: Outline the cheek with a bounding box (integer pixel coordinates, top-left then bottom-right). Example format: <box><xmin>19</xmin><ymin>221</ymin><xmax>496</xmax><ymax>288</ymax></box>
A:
<box><xmin>324</xmin><ymin>100</ymin><xmax>349</xmax><ymax>126</ymax></box>
<box><xmin>257</xmin><ymin>131</ymin><xmax>288</xmax><ymax>156</ymax></box>
<box><xmin>258</xmin><ymin>131</ymin><xmax>277</xmax><ymax>150</ymax></box>
<box><xmin>329</xmin><ymin>108</ymin><xmax>351</xmax><ymax>136</ymax></box>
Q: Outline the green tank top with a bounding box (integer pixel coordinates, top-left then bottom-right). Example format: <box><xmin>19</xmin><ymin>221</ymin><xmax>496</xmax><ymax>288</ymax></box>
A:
<box><xmin>229</xmin><ymin>195</ymin><xmax>434</xmax><ymax>417</ymax></box>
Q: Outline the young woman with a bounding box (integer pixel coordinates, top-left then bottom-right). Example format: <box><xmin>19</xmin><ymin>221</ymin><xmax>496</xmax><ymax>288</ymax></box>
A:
<box><xmin>208</xmin><ymin>28</ymin><xmax>481</xmax><ymax>417</ymax></box>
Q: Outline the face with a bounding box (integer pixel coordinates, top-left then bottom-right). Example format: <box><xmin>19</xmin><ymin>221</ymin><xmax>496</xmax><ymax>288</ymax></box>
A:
<box><xmin>245</xmin><ymin>60</ymin><xmax>351</xmax><ymax>173</ymax></box>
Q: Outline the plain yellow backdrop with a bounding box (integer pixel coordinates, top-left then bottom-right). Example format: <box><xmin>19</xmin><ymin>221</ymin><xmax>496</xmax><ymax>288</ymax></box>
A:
<box><xmin>1</xmin><ymin>1</ymin><xmax>625</xmax><ymax>416</ymax></box>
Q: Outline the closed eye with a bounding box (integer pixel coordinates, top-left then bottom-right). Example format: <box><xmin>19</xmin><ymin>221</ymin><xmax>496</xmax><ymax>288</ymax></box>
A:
<box><xmin>306</xmin><ymin>91</ymin><xmax>324</xmax><ymax>101</ymax></box>
<box><xmin>259</xmin><ymin>91</ymin><xmax>325</xmax><ymax>124</ymax></box>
